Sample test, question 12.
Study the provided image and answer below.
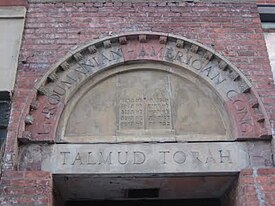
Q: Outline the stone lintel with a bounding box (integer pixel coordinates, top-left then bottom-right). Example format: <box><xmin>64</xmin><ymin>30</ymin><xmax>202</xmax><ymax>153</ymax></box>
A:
<box><xmin>39</xmin><ymin>142</ymin><xmax>249</xmax><ymax>174</ymax></box>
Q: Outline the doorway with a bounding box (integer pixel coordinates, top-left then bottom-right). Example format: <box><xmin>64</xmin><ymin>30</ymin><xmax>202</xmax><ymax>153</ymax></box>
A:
<box><xmin>53</xmin><ymin>175</ymin><xmax>236</xmax><ymax>206</ymax></box>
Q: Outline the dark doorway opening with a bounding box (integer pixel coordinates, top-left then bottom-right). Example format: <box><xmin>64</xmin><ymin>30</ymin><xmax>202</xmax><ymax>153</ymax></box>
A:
<box><xmin>65</xmin><ymin>199</ymin><xmax>221</xmax><ymax>206</ymax></box>
<box><xmin>53</xmin><ymin>175</ymin><xmax>236</xmax><ymax>206</ymax></box>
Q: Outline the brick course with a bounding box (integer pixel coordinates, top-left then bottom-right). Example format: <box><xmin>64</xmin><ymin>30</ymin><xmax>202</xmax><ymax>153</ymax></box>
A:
<box><xmin>0</xmin><ymin>0</ymin><xmax>27</xmax><ymax>6</ymax></box>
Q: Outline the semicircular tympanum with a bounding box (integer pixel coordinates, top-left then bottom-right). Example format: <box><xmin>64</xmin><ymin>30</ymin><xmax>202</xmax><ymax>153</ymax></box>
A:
<box><xmin>64</xmin><ymin>70</ymin><xmax>230</xmax><ymax>142</ymax></box>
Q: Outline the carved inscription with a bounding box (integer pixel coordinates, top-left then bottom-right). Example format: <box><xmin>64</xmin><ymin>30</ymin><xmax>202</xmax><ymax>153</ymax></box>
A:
<box><xmin>119</xmin><ymin>90</ymin><xmax>171</xmax><ymax>130</ymax></box>
<box><xmin>147</xmin><ymin>89</ymin><xmax>171</xmax><ymax>129</ymax></box>
<box><xmin>138</xmin><ymin>46</ymin><xmax>164</xmax><ymax>58</ymax></box>
<box><xmin>59</xmin><ymin>149</ymin><xmax>233</xmax><ymax>166</ymax></box>
<box><xmin>226</xmin><ymin>91</ymin><xmax>255</xmax><ymax>136</ymax></box>
<box><xmin>119</xmin><ymin>97</ymin><xmax>144</xmax><ymax>130</ymax></box>
<box><xmin>41</xmin><ymin>143</ymin><xmax>248</xmax><ymax>174</ymax></box>
<box><xmin>45</xmin><ymin>47</ymin><xmax>124</xmax><ymax>105</ymax></box>
<box><xmin>165</xmin><ymin>46</ymin><xmax>227</xmax><ymax>87</ymax></box>
<box><xmin>232</xmin><ymin>99</ymin><xmax>253</xmax><ymax>134</ymax></box>
<box><xmin>118</xmin><ymin>74</ymin><xmax>172</xmax><ymax>132</ymax></box>
<box><xmin>61</xmin><ymin>151</ymin><xmax>146</xmax><ymax>166</ymax></box>
<box><xmin>82</xmin><ymin>48</ymin><xmax>123</xmax><ymax>70</ymax></box>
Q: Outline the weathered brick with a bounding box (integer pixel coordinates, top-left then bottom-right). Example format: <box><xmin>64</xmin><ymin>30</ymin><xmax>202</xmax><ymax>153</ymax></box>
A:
<box><xmin>2</xmin><ymin>171</ymin><xmax>24</xmax><ymax>179</ymax></box>
<box><xmin>0</xmin><ymin>171</ymin><xmax>53</xmax><ymax>205</ymax></box>
<box><xmin>24</xmin><ymin>171</ymin><xmax>51</xmax><ymax>179</ymax></box>
<box><xmin>258</xmin><ymin>168</ymin><xmax>275</xmax><ymax>175</ymax></box>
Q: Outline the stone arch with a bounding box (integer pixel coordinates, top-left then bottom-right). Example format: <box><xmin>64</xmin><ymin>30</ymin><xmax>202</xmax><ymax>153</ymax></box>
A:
<box><xmin>20</xmin><ymin>32</ymin><xmax>271</xmax><ymax>143</ymax></box>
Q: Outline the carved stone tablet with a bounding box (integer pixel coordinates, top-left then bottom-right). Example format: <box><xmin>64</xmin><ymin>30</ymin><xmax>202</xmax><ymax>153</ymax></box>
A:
<box><xmin>117</xmin><ymin>71</ymin><xmax>173</xmax><ymax>134</ymax></box>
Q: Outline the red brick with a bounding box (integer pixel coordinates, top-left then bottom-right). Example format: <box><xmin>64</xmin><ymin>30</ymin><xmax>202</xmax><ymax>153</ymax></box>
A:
<box><xmin>258</xmin><ymin>168</ymin><xmax>275</xmax><ymax>176</ymax></box>
<box><xmin>243</xmin><ymin>185</ymin><xmax>257</xmax><ymax>195</ymax></box>
<box><xmin>0</xmin><ymin>0</ymin><xmax>27</xmax><ymax>6</ymax></box>
<box><xmin>25</xmin><ymin>171</ymin><xmax>51</xmax><ymax>179</ymax></box>
<box><xmin>256</xmin><ymin>176</ymin><xmax>270</xmax><ymax>184</ymax></box>
<box><xmin>240</xmin><ymin>177</ymin><xmax>255</xmax><ymax>184</ymax></box>
<box><xmin>271</xmin><ymin>176</ymin><xmax>275</xmax><ymax>183</ymax></box>
<box><xmin>240</xmin><ymin>169</ymin><xmax>254</xmax><ymax>176</ymax></box>
<box><xmin>2</xmin><ymin>171</ymin><xmax>24</xmax><ymax>179</ymax></box>
<box><xmin>262</xmin><ymin>185</ymin><xmax>275</xmax><ymax>192</ymax></box>
<box><xmin>3</xmin><ymin>187</ymin><xmax>24</xmax><ymax>195</ymax></box>
<box><xmin>10</xmin><ymin>179</ymin><xmax>36</xmax><ymax>187</ymax></box>
<box><xmin>24</xmin><ymin>187</ymin><xmax>44</xmax><ymax>195</ymax></box>
<box><xmin>16</xmin><ymin>196</ymin><xmax>36</xmax><ymax>204</ymax></box>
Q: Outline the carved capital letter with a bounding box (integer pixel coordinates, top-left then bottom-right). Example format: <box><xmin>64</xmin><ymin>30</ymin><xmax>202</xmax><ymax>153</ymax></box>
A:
<box><xmin>133</xmin><ymin>151</ymin><xmax>146</xmax><ymax>165</ymax></box>
<box><xmin>159</xmin><ymin>151</ymin><xmax>170</xmax><ymax>164</ymax></box>
<box><xmin>60</xmin><ymin>152</ymin><xmax>70</xmax><ymax>165</ymax></box>
<box><xmin>173</xmin><ymin>151</ymin><xmax>186</xmax><ymax>164</ymax></box>
<box><xmin>219</xmin><ymin>150</ymin><xmax>233</xmax><ymax>163</ymax></box>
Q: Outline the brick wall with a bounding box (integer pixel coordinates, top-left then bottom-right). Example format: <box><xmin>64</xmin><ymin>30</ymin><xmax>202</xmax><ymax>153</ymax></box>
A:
<box><xmin>0</xmin><ymin>171</ymin><xmax>52</xmax><ymax>205</ymax></box>
<box><xmin>1</xmin><ymin>1</ymin><xmax>275</xmax><ymax>205</ymax></box>
<box><xmin>236</xmin><ymin>168</ymin><xmax>275</xmax><ymax>206</ymax></box>
<box><xmin>18</xmin><ymin>1</ymin><xmax>274</xmax><ymax>111</ymax></box>
<box><xmin>221</xmin><ymin>168</ymin><xmax>275</xmax><ymax>206</ymax></box>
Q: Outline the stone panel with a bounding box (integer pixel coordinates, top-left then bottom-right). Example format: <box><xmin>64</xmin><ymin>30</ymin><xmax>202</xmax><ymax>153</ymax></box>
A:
<box><xmin>41</xmin><ymin>142</ymin><xmax>248</xmax><ymax>174</ymax></box>
<box><xmin>0</xmin><ymin>7</ymin><xmax>26</xmax><ymax>92</ymax></box>
<box><xmin>264</xmin><ymin>32</ymin><xmax>275</xmax><ymax>82</ymax></box>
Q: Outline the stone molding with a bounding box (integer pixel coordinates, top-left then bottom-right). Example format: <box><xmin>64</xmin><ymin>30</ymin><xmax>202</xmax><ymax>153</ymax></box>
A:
<box><xmin>0</xmin><ymin>7</ymin><xmax>26</xmax><ymax>18</ymax></box>
<box><xmin>20</xmin><ymin>32</ymin><xmax>271</xmax><ymax>143</ymax></box>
